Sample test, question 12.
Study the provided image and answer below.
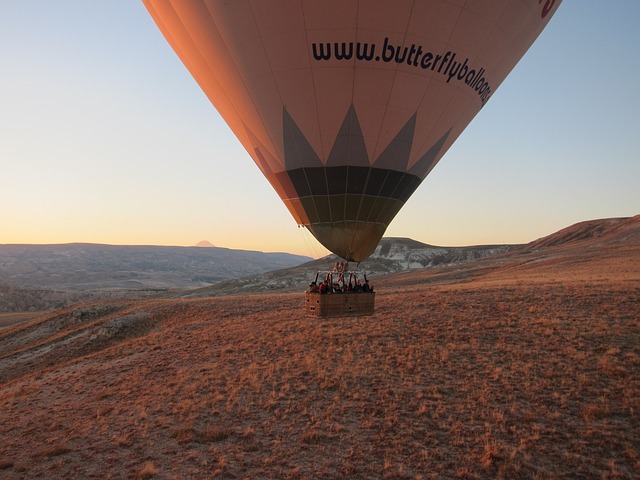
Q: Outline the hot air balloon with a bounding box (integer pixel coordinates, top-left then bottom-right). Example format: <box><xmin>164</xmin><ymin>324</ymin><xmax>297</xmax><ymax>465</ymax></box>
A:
<box><xmin>143</xmin><ymin>0</ymin><xmax>562</xmax><ymax>262</ymax></box>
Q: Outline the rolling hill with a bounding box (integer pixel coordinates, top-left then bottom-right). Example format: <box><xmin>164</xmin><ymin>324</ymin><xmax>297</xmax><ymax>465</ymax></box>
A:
<box><xmin>0</xmin><ymin>215</ymin><xmax>638</xmax><ymax>478</ymax></box>
<box><xmin>0</xmin><ymin>238</ymin><xmax>514</xmax><ymax>311</ymax></box>
<box><xmin>0</xmin><ymin>243</ymin><xmax>311</xmax><ymax>292</ymax></box>
<box><xmin>186</xmin><ymin>216</ymin><xmax>640</xmax><ymax>296</ymax></box>
<box><xmin>185</xmin><ymin>238</ymin><xmax>515</xmax><ymax>297</ymax></box>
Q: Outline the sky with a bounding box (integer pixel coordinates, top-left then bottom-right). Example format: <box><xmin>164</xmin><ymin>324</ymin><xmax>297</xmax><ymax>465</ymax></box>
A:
<box><xmin>1</xmin><ymin>1</ymin><xmax>638</xmax><ymax>258</ymax></box>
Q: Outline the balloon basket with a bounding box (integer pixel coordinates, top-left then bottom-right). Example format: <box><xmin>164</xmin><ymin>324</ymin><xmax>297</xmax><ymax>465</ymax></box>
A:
<box><xmin>304</xmin><ymin>268</ymin><xmax>375</xmax><ymax>318</ymax></box>
<box><xmin>305</xmin><ymin>292</ymin><xmax>375</xmax><ymax>318</ymax></box>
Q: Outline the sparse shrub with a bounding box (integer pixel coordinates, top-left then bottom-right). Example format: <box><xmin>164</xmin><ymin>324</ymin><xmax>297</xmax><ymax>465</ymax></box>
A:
<box><xmin>171</xmin><ymin>425</ymin><xmax>231</xmax><ymax>444</ymax></box>
<box><xmin>201</xmin><ymin>424</ymin><xmax>231</xmax><ymax>442</ymax></box>
<box><xmin>113</xmin><ymin>434</ymin><xmax>131</xmax><ymax>447</ymax></box>
<box><xmin>172</xmin><ymin>427</ymin><xmax>197</xmax><ymax>445</ymax></box>
<box><xmin>37</xmin><ymin>446</ymin><xmax>73</xmax><ymax>458</ymax></box>
<box><xmin>301</xmin><ymin>430</ymin><xmax>323</xmax><ymax>444</ymax></box>
<box><xmin>136</xmin><ymin>461</ymin><xmax>159</xmax><ymax>479</ymax></box>
<box><xmin>582</xmin><ymin>402</ymin><xmax>610</xmax><ymax>421</ymax></box>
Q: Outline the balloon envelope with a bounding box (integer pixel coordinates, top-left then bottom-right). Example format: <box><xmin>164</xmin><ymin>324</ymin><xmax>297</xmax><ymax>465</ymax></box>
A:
<box><xmin>143</xmin><ymin>0</ymin><xmax>562</xmax><ymax>261</ymax></box>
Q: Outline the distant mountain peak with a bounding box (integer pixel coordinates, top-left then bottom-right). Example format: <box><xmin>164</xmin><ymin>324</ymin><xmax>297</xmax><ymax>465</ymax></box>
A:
<box><xmin>194</xmin><ymin>240</ymin><xmax>216</xmax><ymax>248</ymax></box>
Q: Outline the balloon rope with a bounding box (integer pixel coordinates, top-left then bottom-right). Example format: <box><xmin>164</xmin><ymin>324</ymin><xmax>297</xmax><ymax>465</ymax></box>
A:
<box><xmin>298</xmin><ymin>225</ymin><xmax>327</xmax><ymax>260</ymax></box>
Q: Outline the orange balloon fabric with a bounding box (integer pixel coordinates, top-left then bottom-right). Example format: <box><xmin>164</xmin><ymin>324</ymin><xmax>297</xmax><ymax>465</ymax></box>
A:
<box><xmin>143</xmin><ymin>0</ymin><xmax>562</xmax><ymax>261</ymax></box>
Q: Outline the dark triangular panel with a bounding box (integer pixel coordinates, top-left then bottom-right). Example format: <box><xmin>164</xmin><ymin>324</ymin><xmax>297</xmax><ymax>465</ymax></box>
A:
<box><xmin>372</xmin><ymin>113</ymin><xmax>416</xmax><ymax>171</ymax></box>
<box><xmin>283</xmin><ymin>108</ymin><xmax>323</xmax><ymax>169</ymax></box>
<box><xmin>326</xmin><ymin>104</ymin><xmax>370</xmax><ymax>167</ymax></box>
<box><xmin>408</xmin><ymin>128</ymin><xmax>451</xmax><ymax>179</ymax></box>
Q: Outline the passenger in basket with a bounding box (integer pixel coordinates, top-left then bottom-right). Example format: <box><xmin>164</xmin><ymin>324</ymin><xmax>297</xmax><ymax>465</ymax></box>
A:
<box><xmin>307</xmin><ymin>282</ymin><xmax>319</xmax><ymax>293</ymax></box>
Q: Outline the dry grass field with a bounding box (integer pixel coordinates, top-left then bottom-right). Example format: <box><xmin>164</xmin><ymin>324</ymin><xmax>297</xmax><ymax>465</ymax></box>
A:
<box><xmin>0</xmin><ymin>312</ymin><xmax>42</xmax><ymax>329</ymax></box>
<box><xmin>0</xmin><ymin>219</ymin><xmax>638</xmax><ymax>479</ymax></box>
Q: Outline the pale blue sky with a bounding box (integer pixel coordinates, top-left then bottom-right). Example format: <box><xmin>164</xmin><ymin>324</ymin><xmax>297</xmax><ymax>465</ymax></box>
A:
<box><xmin>1</xmin><ymin>1</ymin><xmax>638</xmax><ymax>257</ymax></box>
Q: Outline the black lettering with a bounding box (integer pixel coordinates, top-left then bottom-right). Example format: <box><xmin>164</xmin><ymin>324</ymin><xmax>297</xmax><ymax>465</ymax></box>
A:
<box><xmin>413</xmin><ymin>46</ymin><xmax>423</xmax><ymax>66</ymax></box>
<box><xmin>310</xmin><ymin>38</ymin><xmax>493</xmax><ymax>106</ymax></box>
<box><xmin>457</xmin><ymin>58</ymin><xmax>468</xmax><ymax>81</ymax></box>
<box><xmin>312</xmin><ymin>43</ymin><xmax>331</xmax><ymax>61</ymax></box>
<box><xmin>395</xmin><ymin>46</ymin><xmax>409</xmax><ymax>63</ymax></box>
<box><xmin>356</xmin><ymin>42</ymin><xmax>375</xmax><ymax>61</ymax></box>
<box><xmin>472</xmin><ymin>68</ymin><xmax>485</xmax><ymax>88</ymax></box>
<box><xmin>447</xmin><ymin>59</ymin><xmax>460</xmax><ymax>83</ymax></box>
<box><xmin>334</xmin><ymin>42</ymin><xmax>353</xmax><ymax>60</ymax></box>
<box><xmin>381</xmin><ymin>37</ymin><xmax>395</xmax><ymax>62</ymax></box>
<box><xmin>438</xmin><ymin>51</ymin><xmax>451</xmax><ymax>73</ymax></box>
<box><xmin>444</xmin><ymin>52</ymin><xmax>456</xmax><ymax>76</ymax></box>
<box><xmin>407</xmin><ymin>44</ymin><xmax>418</xmax><ymax>65</ymax></box>
<box><xmin>465</xmin><ymin>69</ymin><xmax>476</xmax><ymax>85</ymax></box>
<box><xmin>480</xmin><ymin>86</ymin><xmax>491</xmax><ymax>104</ymax></box>
<box><xmin>431</xmin><ymin>54</ymin><xmax>442</xmax><ymax>71</ymax></box>
<box><xmin>420</xmin><ymin>51</ymin><xmax>433</xmax><ymax>69</ymax></box>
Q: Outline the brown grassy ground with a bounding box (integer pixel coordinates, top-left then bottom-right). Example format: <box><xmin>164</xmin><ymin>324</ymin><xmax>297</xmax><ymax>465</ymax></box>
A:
<box><xmin>0</xmin><ymin>312</ymin><xmax>43</xmax><ymax>329</ymax></box>
<box><xmin>0</xmin><ymin>241</ymin><xmax>638</xmax><ymax>479</ymax></box>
